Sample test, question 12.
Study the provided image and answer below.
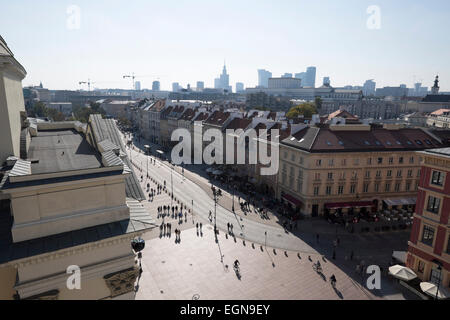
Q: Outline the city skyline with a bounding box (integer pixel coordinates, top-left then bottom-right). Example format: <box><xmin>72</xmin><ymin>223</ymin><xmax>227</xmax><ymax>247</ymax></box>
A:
<box><xmin>1</xmin><ymin>0</ymin><xmax>449</xmax><ymax>91</ymax></box>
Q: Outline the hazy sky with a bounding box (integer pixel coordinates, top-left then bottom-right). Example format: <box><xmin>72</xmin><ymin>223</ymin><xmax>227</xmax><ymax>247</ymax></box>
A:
<box><xmin>1</xmin><ymin>0</ymin><xmax>449</xmax><ymax>91</ymax></box>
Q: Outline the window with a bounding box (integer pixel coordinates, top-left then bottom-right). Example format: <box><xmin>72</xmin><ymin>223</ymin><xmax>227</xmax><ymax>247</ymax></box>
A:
<box><xmin>399</xmin><ymin>157</ymin><xmax>404</xmax><ymax>164</ymax></box>
<box><xmin>284</xmin><ymin>151</ymin><xmax>288</xmax><ymax>159</ymax></box>
<box><xmin>299</xmin><ymin>157</ymin><xmax>304</xmax><ymax>165</ymax></box>
<box><xmin>395</xmin><ymin>183</ymin><xmax>401</xmax><ymax>192</ymax></box>
<box><xmin>350</xmin><ymin>184</ymin><xmax>356</xmax><ymax>194</ymax></box>
<box><xmin>282</xmin><ymin>163</ymin><xmax>287</xmax><ymax>171</ymax></box>
<box><xmin>397</xmin><ymin>170</ymin><xmax>402</xmax><ymax>177</ymax></box>
<box><xmin>417</xmin><ymin>169</ymin><xmax>421</xmax><ymax>178</ymax></box>
<box><xmin>290</xmin><ymin>166</ymin><xmax>294</xmax><ymax>176</ymax></box>
<box><xmin>314</xmin><ymin>186</ymin><xmax>319</xmax><ymax>196</ymax></box>
<box><xmin>363</xmin><ymin>183</ymin><xmax>369</xmax><ymax>193</ymax></box>
<box><xmin>387</xmin><ymin>170</ymin><xmax>392</xmax><ymax>177</ymax></box>
<box><xmin>406</xmin><ymin>182</ymin><xmax>411</xmax><ymax>191</ymax></box>
<box><xmin>374</xmin><ymin>183</ymin><xmax>380</xmax><ymax>192</ymax></box>
<box><xmin>328</xmin><ymin>159</ymin><xmax>334</xmax><ymax>166</ymax></box>
<box><xmin>289</xmin><ymin>176</ymin><xmax>294</xmax><ymax>188</ymax></box>
<box><xmin>338</xmin><ymin>186</ymin><xmax>344</xmax><ymax>195</ymax></box>
<box><xmin>367</xmin><ymin>158</ymin><xmax>372</xmax><ymax>165</ymax></box>
<box><xmin>297</xmin><ymin>179</ymin><xmax>303</xmax><ymax>192</ymax></box>
<box><xmin>376</xmin><ymin>170</ymin><xmax>381</xmax><ymax>177</ymax></box>
<box><xmin>298</xmin><ymin>169</ymin><xmax>303</xmax><ymax>180</ymax></box>
<box><xmin>447</xmin><ymin>236</ymin><xmax>450</xmax><ymax>254</ymax></box>
<box><xmin>352</xmin><ymin>171</ymin><xmax>358</xmax><ymax>179</ymax></box>
<box><xmin>354</xmin><ymin>158</ymin><xmax>359</xmax><ymax>165</ymax></box>
<box><xmin>422</xmin><ymin>225</ymin><xmax>435</xmax><ymax>246</ymax></box>
<box><xmin>409</xmin><ymin>157</ymin><xmax>414</xmax><ymax>164</ymax></box>
<box><xmin>365</xmin><ymin>171</ymin><xmax>370</xmax><ymax>178</ymax></box>
<box><xmin>316</xmin><ymin>159</ymin><xmax>322</xmax><ymax>167</ymax></box>
<box><xmin>430</xmin><ymin>267</ymin><xmax>443</xmax><ymax>285</ymax></box>
<box><xmin>417</xmin><ymin>260</ymin><xmax>425</xmax><ymax>274</ymax></box>
<box><xmin>341</xmin><ymin>159</ymin><xmax>347</xmax><ymax>166</ymax></box>
<box><xmin>314</xmin><ymin>173</ymin><xmax>321</xmax><ymax>181</ymax></box>
<box><xmin>328</xmin><ymin>172</ymin><xmax>333</xmax><ymax>180</ymax></box>
<box><xmin>389</xmin><ymin>157</ymin><xmax>394</xmax><ymax>164</ymax></box>
<box><xmin>431</xmin><ymin>171</ymin><xmax>444</xmax><ymax>186</ymax></box>
<box><xmin>426</xmin><ymin>196</ymin><xmax>441</xmax><ymax>214</ymax></box>
<box><xmin>377</xmin><ymin>157</ymin><xmax>383</xmax><ymax>164</ymax></box>
<box><xmin>385</xmin><ymin>183</ymin><xmax>391</xmax><ymax>192</ymax></box>
<box><xmin>408</xmin><ymin>170</ymin><xmax>413</xmax><ymax>178</ymax></box>
<box><xmin>326</xmin><ymin>186</ymin><xmax>332</xmax><ymax>195</ymax></box>
<box><xmin>291</xmin><ymin>154</ymin><xmax>296</xmax><ymax>162</ymax></box>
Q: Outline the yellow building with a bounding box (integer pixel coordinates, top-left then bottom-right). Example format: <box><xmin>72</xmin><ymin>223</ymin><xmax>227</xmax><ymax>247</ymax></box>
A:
<box><xmin>278</xmin><ymin>123</ymin><xmax>450</xmax><ymax>217</ymax></box>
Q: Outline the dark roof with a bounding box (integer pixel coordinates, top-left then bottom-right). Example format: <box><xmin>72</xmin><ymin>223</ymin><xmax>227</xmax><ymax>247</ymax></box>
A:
<box><xmin>224</xmin><ymin>118</ymin><xmax>252</xmax><ymax>131</ymax></box>
<box><xmin>0</xmin><ymin>200</ymin><xmax>156</xmax><ymax>265</ymax></box>
<box><xmin>193</xmin><ymin>112</ymin><xmax>210</xmax><ymax>122</ymax></box>
<box><xmin>28</xmin><ymin>129</ymin><xmax>102</xmax><ymax>174</ymax></box>
<box><xmin>205</xmin><ymin>111</ymin><xmax>230</xmax><ymax>126</ymax></box>
<box><xmin>179</xmin><ymin>108</ymin><xmax>196</xmax><ymax>121</ymax></box>
<box><xmin>282</xmin><ymin>126</ymin><xmax>449</xmax><ymax>153</ymax></box>
<box><xmin>422</xmin><ymin>95</ymin><xmax>450</xmax><ymax>103</ymax></box>
<box><xmin>89</xmin><ymin>115</ymin><xmax>145</xmax><ymax>201</ymax></box>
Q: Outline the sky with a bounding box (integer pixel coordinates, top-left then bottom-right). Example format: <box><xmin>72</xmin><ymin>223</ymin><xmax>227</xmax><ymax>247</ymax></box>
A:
<box><xmin>1</xmin><ymin>0</ymin><xmax>449</xmax><ymax>91</ymax></box>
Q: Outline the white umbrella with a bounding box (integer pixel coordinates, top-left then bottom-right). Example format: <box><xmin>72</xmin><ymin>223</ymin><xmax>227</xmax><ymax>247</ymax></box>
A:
<box><xmin>420</xmin><ymin>282</ymin><xmax>450</xmax><ymax>300</ymax></box>
<box><xmin>388</xmin><ymin>265</ymin><xmax>417</xmax><ymax>281</ymax></box>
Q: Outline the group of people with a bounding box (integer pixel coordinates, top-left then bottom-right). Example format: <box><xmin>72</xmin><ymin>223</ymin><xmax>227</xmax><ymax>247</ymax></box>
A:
<box><xmin>227</xmin><ymin>222</ymin><xmax>235</xmax><ymax>236</ymax></box>
<box><xmin>195</xmin><ymin>223</ymin><xmax>203</xmax><ymax>236</ymax></box>
<box><xmin>159</xmin><ymin>222</ymin><xmax>172</xmax><ymax>237</ymax></box>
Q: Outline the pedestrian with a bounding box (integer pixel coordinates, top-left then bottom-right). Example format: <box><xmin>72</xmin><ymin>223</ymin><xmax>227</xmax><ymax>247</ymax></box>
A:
<box><xmin>163</xmin><ymin>223</ymin><xmax>166</xmax><ymax>235</ymax></box>
<box><xmin>227</xmin><ymin>223</ymin><xmax>230</xmax><ymax>233</ymax></box>
<box><xmin>200</xmin><ymin>223</ymin><xmax>203</xmax><ymax>232</ymax></box>
<box><xmin>169</xmin><ymin>223</ymin><xmax>171</xmax><ymax>234</ymax></box>
<box><xmin>159</xmin><ymin>223</ymin><xmax>163</xmax><ymax>236</ymax></box>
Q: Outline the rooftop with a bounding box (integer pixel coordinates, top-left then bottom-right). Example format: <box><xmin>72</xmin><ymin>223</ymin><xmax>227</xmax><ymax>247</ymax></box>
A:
<box><xmin>282</xmin><ymin>126</ymin><xmax>449</xmax><ymax>153</ymax></box>
<box><xmin>424</xmin><ymin>147</ymin><xmax>450</xmax><ymax>158</ymax></box>
<box><xmin>28</xmin><ymin>129</ymin><xmax>102</xmax><ymax>174</ymax></box>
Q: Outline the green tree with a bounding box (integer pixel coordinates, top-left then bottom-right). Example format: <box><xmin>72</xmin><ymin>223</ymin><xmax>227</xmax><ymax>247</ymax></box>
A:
<box><xmin>314</xmin><ymin>96</ymin><xmax>323</xmax><ymax>111</ymax></box>
<box><xmin>286</xmin><ymin>102</ymin><xmax>317</xmax><ymax>119</ymax></box>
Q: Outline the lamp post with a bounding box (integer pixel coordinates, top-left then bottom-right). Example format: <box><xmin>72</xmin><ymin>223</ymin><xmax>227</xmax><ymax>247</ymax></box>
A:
<box><xmin>145</xmin><ymin>145</ymin><xmax>150</xmax><ymax>179</ymax></box>
<box><xmin>171</xmin><ymin>164</ymin><xmax>174</xmax><ymax>208</ymax></box>
<box><xmin>432</xmin><ymin>259</ymin><xmax>443</xmax><ymax>300</ymax></box>
<box><xmin>211</xmin><ymin>185</ymin><xmax>223</xmax><ymax>241</ymax></box>
<box><xmin>131</xmin><ymin>237</ymin><xmax>146</xmax><ymax>284</ymax></box>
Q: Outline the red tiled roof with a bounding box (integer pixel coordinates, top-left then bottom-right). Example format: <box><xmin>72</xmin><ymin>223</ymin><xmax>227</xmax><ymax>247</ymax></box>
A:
<box><xmin>179</xmin><ymin>108</ymin><xmax>196</xmax><ymax>121</ymax></box>
<box><xmin>224</xmin><ymin>118</ymin><xmax>252</xmax><ymax>131</ymax></box>
<box><xmin>205</xmin><ymin>111</ymin><xmax>230</xmax><ymax>126</ymax></box>
<box><xmin>193</xmin><ymin>112</ymin><xmax>210</xmax><ymax>122</ymax></box>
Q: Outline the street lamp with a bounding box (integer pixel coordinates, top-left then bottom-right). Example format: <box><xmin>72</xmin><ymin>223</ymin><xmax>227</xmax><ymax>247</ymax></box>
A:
<box><xmin>211</xmin><ymin>185</ymin><xmax>223</xmax><ymax>241</ymax></box>
<box><xmin>432</xmin><ymin>259</ymin><xmax>443</xmax><ymax>300</ymax></box>
<box><xmin>131</xmin><ymin>237</ymin><xmax>146</xmax><ymax>283</ymax></box>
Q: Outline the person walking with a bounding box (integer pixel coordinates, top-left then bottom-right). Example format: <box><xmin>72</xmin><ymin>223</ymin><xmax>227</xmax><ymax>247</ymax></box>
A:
<box><xmin>200</xmin><ymin>223</ymin><xmax>203</xmax><ymax>233</ymax></box>
<box><xmin>163</xmin><ymin>223</ymin><xmax>166</xmax><ymax>236</ymax></box>
<box><xmin>159</xmin><ymin>223</ymin><xmax>163</xmax><ymax>237</ymax></box>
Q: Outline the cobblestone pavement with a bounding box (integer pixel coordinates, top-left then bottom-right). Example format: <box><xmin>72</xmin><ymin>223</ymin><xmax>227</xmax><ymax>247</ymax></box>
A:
<box><xmin>135</xmin><ymin>227</ymin><xmax>376</xmax><ymax>300</ymax></box>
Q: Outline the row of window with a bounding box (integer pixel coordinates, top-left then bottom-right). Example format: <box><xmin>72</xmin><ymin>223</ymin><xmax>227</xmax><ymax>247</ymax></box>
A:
<box><xmin>421</xmin><ymin>225</ymin><xmax>450</xmax><ymax>254</ymax></box>
<box><xmin>306</xmin><ymin>181</ymin><xmax>419</xmax><ymax>196</ymax></box>
<box><xmin>309</xmin><ymin>169</ymin><xmax>421</xmax><ymax>181</ymax></box>
<box><xmin>312</xmin><ymin>156</ymin><xmax>420</xmax><ymax>167</ymax></box>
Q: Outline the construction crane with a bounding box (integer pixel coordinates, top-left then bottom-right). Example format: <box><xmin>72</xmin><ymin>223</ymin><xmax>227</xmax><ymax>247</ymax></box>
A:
<box><xmin>79</xmin><ymin>79</ymin><xmax>95</xmax><ymax>92</ymax></box>
<box><xmin>123</xmin><ymin>73</ymin><xmax>164</xmax><ymax>90</ymax></box>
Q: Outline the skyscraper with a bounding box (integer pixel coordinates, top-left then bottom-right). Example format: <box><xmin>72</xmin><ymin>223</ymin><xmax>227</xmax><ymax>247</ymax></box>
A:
<box><xmin>172</xmin><ymin>82</ymin><xmax>180</xmax><ymax>92</ymax></box>
<box><xmin>236</xmin><ymin>82</ymin><xmax>244</xmax><ymax>93</ymax></box>
<box><xmin>304</xmin><ymin>66</ymin><xmax>316</xmax><ymax>87</ymax></box>
<box><xmin>215</xmin><ymin>63</ymin><xmax>232</xmax><ymax>92</ymax></box>
<box><xmin>152</xmin><ymin>81</ymin><xmax>160</xmax><ymax>91</ymax></box>
<box><xmin>196</xmin><ymin>81</ymin><xmax>204</xmax><ymax>91</ymax></box>
<box><xmin>135</xmin><ymin>81</ymin><xmax>141</xmax><ymax>91</ymax></box>
<box><xmin>295</xmin><ymin>72</ymin><xmax>307</xmax><ymax>86</ymax></box>
<box><xmin>258</xmin><ymin>69</ymin><xmax>272</xmax><ymax>88</ymax></box>
<box><xmin>363</xmin><ymin>79</ymin><xmax>376</xmax><ymax>96</ymax></box>
<box><xmin>323</xmin><ymin>77</ymin><xmax>330</xmax><ymax>86</ymax></box>
<box><xmin>282</xmin><ymin>73</ymin><xmax>293</xmax><ymax>78</ymax></box>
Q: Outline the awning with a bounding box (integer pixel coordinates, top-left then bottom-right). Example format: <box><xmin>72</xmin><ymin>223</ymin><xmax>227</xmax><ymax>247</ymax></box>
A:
<box><xmin>325</xmin><ymin>201</ymin><xmax>373</xmax><ymax>209</ymax></box>
<box><xmin>384</xmin><ymin>198</ymin><xmax>416</xmax><ymax>206</ymax></box>
<box><xmin>392</xmin><ymin>251</ymin><xmax>407</xmax><ymax>264</ymax></box>
<box><xmin>157</xmin><ymin>150</ymin><xmax>164</xmax><ymax>155</ymax></box>
<box><xmin>282</xmin><ymin>194</ymin><xmax>303</xmax><ymax>207</ymax></box>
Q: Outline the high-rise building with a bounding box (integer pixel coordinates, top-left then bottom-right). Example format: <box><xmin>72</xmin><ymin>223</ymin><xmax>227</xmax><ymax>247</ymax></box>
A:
<box><xmin>363</xmin><ymin>79</ymin><xmax>376</xmax><ymax>96</ymax></box>
<box><xmin>323</xmin><ymin>77</ymin><xmax>330</xmax><ymax>86</ymax></box>
<box><xmin>295</xmin><ymin>72</ymin><xmax>307</xmax><ymax>85</ymax></box>
<box><xmin>282</xmin><ymin>73</ymin><xmax>293</xmax><ymax>78</ymax></box>
<box><xmin>236</xmin><ymin>82</ymin><xmax>244</xmax><ymax>93</ymax></box>
<box><xmin>135</xmin><ymin>81</ymin><xmax>141</xmax><ymax>91</ymax></box>
<box><xmin>304</xmin><ymin>66</ymin><xmax>316</xmax><ymax>87</ymax></box>
<box><xmin>152</xmin><ymin>81</ymin><xmax>160</xmax><ymax>91</ymax></box>
<box><xmin>258</xmin><ymin>69</ymin><xmax>272</xmax><ymax>88</ymax></box>
<box><xmin>172</xmin><ymin>82</ymin><xmax>180</xmax><ymax>92</ymax></box>
<box><xmin>196</xmin><ymin>81</ymin><xmax>204</xmax><ymax>91</ymax></box>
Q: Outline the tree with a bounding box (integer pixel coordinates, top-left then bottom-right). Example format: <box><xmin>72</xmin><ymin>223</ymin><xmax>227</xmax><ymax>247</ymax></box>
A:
<box><xmin>286</xmin><ymin>102</ymin><xmax>317</xmax><ymax>119</ymax></box>
<box><xmin>46</xmin><ymin>108</ymin><xmax>66</xmax><ymax>121</ymax></box>
<box><xmin>314</xmin><ymin>96</ymin><xmax>323</xmax><ymax>111</ymax></box>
